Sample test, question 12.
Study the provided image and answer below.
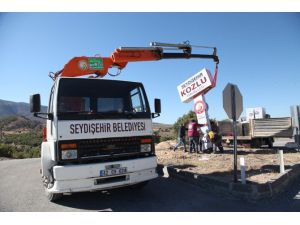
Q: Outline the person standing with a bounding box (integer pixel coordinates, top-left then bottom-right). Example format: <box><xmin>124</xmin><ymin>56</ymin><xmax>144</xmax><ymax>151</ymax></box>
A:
<box><xmin>198</xmin><ymin>128</ymin><xmax>204</xmax><ymax>153</ymax></box>
<box><xmin>208</xmin><ymin>130</ymin><xmax>224</xmax><ymax>153</ymax></box>
<box><xmin>188</xmin><ymin>119</ymin><xmax>200</xmax><ymax>153</ymax></box>
<box><xmin>173</xmin><ymin>124</ymin><xmax>187</xmax><ymax>152</ymax></box>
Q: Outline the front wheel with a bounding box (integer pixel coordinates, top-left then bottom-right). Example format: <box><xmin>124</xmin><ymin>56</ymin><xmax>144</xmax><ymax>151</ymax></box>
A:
<box><xmin>131</xmin><ymin>181</ymin><xmax>149</xmax><ymax>190</ymax></box>
<box><xmin>46</xmin><ymin>190</ymin><xmax>63</xmax><ymax>202</ymax></box>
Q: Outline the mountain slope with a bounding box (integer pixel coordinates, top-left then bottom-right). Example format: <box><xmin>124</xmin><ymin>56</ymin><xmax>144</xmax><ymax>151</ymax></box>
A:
<box><xmin>0</xmin><ymin>99</ymin><xmax>47</xmax><ymax>118</ymax></box>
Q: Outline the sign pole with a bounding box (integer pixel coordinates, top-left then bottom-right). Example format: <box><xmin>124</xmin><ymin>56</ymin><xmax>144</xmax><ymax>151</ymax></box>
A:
<box><xmin>223</xmin><ymin>82</ymin><xmax>243</xmax><ymax>183</ymax></box>
<box><xmin>193</xmin><ymin>95</ymin><xmax>212</xmax><ymax>150</ymax></box>
<box><xmin>231</xmin><ymin>85</ymin><xmax>238</xmax><ymax>183</ymax></box>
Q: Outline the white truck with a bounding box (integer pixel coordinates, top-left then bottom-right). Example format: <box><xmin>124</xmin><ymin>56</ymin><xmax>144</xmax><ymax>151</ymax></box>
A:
<box><xmin>30</xmin><ymin>77</ymin><xmax>161</xmax><ymax>201</ymax></box>
<box><xmin>29</xmin><ymin>42</ymin><xmax>219</xmax><ymax>201</ymax></box>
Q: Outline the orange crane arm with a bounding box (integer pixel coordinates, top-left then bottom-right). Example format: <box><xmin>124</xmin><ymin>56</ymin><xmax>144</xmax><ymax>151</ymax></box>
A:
<box><xmin>54</xmin><ymin>42</ymin><xmax>219</xmax><ymax>78</ymax></box>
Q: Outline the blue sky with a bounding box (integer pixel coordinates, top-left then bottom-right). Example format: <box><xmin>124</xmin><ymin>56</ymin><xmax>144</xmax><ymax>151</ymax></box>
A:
<box><xmin>0</xmin><ymin>13</ymin><xmax>299</xmax><ymax>124</ymax></box>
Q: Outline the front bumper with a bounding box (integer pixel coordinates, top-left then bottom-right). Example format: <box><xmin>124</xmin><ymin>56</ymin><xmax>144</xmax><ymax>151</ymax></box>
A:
<box><xmin>48</xmin><ymin>156</ymin><xmax>158</xmax><ymax>193</ymax></box>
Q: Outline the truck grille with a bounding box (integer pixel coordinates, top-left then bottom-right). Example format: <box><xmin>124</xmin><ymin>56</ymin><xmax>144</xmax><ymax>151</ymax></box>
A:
<box><xmin>58</xmin><ymin>136</ymin><xmax>154</xmax><ymax>164</ymax></box>
<box><xmin>78</xmin><ymin>137</ymin><xmax>141</xmax><ymax>159</ymax></box>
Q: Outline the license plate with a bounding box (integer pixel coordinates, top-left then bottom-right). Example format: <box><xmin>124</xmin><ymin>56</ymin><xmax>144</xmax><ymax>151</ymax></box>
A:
<box><xmin>100</xmin><ymin>167</ymin><xmax>127</xmax><ymax>177</ymax></box>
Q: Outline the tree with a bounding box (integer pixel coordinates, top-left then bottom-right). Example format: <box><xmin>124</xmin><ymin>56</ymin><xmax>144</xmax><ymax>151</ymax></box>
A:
<box><xmin>173</xmin><ymin>111</ymin><xmax>218</xmax><ymax>136</ymax></box>
<box><xmin>173</xmin><ymin>110</ymin><xmax>196</xmax><ymax>136</ymax></box>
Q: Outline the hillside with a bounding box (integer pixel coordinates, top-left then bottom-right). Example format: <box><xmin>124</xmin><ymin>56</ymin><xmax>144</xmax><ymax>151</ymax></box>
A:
<box><xmin>0</xmin><ymin>116</ymin><xmax>43</xmax><ymax>159</ymax></box>
<box><xmin>0</xmin><ymin>116</ymin><xmax>44</xmax><ymax>133</ymax></box>
<box><xmin>0</xmin><ymin>99</ymin><xmax>47</xmax><ymax>119</ymax></box>
<box><xmin>0</xmin><ymin>100</ymin><xmax>46</xmax><ymax>151</ymax></box>
<box><xmin>152</xmin><ymin>122</ymin><xmax>175</xmax><ymax>142</ymax></box>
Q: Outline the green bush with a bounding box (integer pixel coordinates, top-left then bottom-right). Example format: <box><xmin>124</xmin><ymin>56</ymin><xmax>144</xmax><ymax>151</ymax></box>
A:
<box><xmin>2</xmin><ymin>132</ymin><xmax>42</xmax><ymax>147</ymax></box>
<box><xmin>160</xmin><ymin>136</ymin><xmax>174</xmax><ymax>142</ymax></box>
<box><xmin>0</xmin><ymin>143</ymin><xmax>12</xmax><ymax>157</ymax></box>
<box><xmin>11</xmin><ymin>145</ymin><xmax>41</xmax><ymax>159</ymax></box>
<box><xmin>0</xmin><ymin>143</ymin><xmax>40</xmax><ymax>159</ymax></box>
<box><xmin>153</xmin><ymin>130</ymin><xmax>160</xmax><ymax>143</ymax></box>
<box><xmin>30</xmin><ymin>147</ymin><xmax>41</xmax><ymax>158</ymax></box>
<box><xmin>0</xmin><ymin>117</ymin><xmax>42</xmax><ymax>159</ymax></box>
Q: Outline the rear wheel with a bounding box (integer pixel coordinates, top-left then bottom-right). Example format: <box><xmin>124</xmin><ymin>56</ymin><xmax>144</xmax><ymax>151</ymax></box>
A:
<box><xmin>251</xmin><ymin>138</ymin><xmax>262</xmax><ymax>148</ymax></box>
<box><xmin>267</xmin><ymin>138</ymin><xmax>274</xmax><ymax>148</ymax></box>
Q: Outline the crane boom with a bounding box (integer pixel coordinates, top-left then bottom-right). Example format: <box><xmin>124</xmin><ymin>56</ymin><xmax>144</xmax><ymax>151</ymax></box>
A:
<box><xmin>54</xmin><ymin>42</ymin><xmax>219</xmax><ymax>78</ymax></box>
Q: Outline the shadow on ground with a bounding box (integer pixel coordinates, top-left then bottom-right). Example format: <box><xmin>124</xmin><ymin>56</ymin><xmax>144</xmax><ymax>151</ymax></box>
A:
<box><xmin>52</xmin><ymin>173</ymin><xmax>300</xmax><ymax>212</ymax></box>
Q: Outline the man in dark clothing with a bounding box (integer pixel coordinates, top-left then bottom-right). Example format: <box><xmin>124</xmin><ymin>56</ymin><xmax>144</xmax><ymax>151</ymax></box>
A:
<box><xmin>173</xmin><ymin>124</ymin><xmax>187</xmax><ymax>152</ymax></box>
<box><xmin>198</xmin><ymin>128</ymin><xmax>204</xmax><ymax>153</ymax></box>
<box><xmin>188</xmin><ymin>119</ymin><xmax>200</xmax><ymax>153</ymax></box>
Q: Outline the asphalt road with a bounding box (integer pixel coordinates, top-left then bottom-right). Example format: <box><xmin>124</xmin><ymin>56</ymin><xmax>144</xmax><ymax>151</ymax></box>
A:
<box><xmin>1</xmin><ymin>158</ymin><xmax>300</xmax><ymax>212</ymax></box>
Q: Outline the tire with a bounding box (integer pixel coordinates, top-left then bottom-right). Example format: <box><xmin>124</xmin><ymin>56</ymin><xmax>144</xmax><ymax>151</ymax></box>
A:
<box><xmin>131</xmin><ymin>181</ymin><xmax>149</xmax><ymax>190</ymax></box>
<box><xmin>251</xmin><ymin>138</ymin><xmax>262</xmax><ymax>148</ymax></box>
<box><xmin>46</xmin><ymin>191</ymin><xmax>63</xmax><ymax>202</ymax></box>
<box><xmin>267</xmin><ymin>138</ymin><xmax>274</xmax><ymax>148</ymax></box>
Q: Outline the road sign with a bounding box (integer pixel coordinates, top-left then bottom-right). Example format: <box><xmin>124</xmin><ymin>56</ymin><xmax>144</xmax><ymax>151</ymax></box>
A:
<box><xmin>177</xmin><ymin>68</ymin><xmax>213</xmax><ymax>103</ymax></box>
<box><xmin>194</xmin><ymin>100</ymin><xmax>206</xmax><ymax>114</ymax></box>
<box><xmin>222</xmin><ymin>83</ymin><xmax>243</xmax><ymax>183</ymax></box>
<box><xmin>223</xmin><ymin>83</ymin><xmax>243</xmax><ymax>120</ymax></box>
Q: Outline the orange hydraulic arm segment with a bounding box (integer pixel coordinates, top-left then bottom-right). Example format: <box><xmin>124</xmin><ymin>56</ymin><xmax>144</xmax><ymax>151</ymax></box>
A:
<box><xmin>57</xmin><ymin>48</ymin><xmax>162</xmax><ymax>78</ymax></box>
<box><xmin>60</xmin><ymin>57</ymin><xmax>114</xmax><ymax>77</ymax></box>
<box><xmin>54</xmin><ymin>42</ymin><xmax>219</xmax><ymax>79</ymax></box>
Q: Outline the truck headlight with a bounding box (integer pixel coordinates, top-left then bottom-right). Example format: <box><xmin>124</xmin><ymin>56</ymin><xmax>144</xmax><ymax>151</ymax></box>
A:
<box><xmin>141</xmin><ymin>144</ymin><xmax>151</xmax><ymax>153</ymax></box>
<box><xmin>61</xmin><ymin>149</ymin><xmax>77</xmax><ymax>160</ymax></box>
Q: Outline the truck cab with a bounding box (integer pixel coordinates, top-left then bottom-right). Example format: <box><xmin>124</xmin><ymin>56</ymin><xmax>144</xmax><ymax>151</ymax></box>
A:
<box><xmin>30</xmin><ymin>77</ymin><xmax>160</xmax><ymax>201</ymax></box>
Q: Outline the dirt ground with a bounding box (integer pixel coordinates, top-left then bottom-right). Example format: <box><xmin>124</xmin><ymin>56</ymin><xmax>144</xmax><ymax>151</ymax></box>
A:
<box><xmin>156</xmin><ymin>140</ymin><xmax>300</xmax><ymax>184</ymax></box>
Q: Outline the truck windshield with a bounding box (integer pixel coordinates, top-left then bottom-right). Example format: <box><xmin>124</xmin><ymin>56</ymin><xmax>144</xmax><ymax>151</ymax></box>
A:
<box><xmin>56</xmin><ymin>78</ymin><xmax>150</xmax><ymax>119</ymax></box>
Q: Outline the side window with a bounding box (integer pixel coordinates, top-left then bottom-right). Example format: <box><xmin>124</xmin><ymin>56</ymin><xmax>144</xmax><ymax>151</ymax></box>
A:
<box><xmin>58</xmin><ymin>97</ymin><xmax>90</xmax><ymax>112</ymax></box>
<box><xmin>130</xmin><ymin>88</ymin><xmax>146</xmax><ymax>112</ymax></box>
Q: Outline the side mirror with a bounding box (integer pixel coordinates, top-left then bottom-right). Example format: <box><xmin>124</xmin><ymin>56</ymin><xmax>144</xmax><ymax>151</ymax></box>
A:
<box><xmin>30</xmin><ymin>94</ymin><xmax>41</xmax><ymax>113</ymax></box>
<box><xmin>152</xmin><ymin>98</ymin><xmax>161</xmax><ymax>118</ymax></box>
<box><xmin>154</xmin><ymin>98</ymin><xmax>161</xmax><ymax>114</ymax></box>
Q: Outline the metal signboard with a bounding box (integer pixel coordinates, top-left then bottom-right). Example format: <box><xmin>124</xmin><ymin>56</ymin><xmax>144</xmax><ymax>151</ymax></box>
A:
<box><xmin>177</xmin><ymin>68</ymin><xmax>213</xmax><ymax>103</ymax></box>
<box><xmin>223</xmin><ymin>83</ymin><xmax>243</xmax><ymax>120</ymax></box>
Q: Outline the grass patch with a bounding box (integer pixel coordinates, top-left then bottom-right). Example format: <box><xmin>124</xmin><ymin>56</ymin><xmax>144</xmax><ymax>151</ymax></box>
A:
<box><xmin>0</xmin><ymin>132</ymin><xmax>41</xmax><ymax>159</ymax></box>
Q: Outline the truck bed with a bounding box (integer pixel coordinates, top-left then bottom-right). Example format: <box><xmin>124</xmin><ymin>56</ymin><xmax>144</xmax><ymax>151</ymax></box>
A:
<box><xmin>251</xmin><ymin>117</ymin><xmax>292</xmax><ymax>138</ymax></box>
<box><xmin>218</xmin><ymin>117</ymin><xmax>292</xmax><ymax>139</ymax></box>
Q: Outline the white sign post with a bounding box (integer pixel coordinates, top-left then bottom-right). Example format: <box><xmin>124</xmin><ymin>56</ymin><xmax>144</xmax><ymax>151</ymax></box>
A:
<box><xmin>240</xmin><ymin>157</ymin><xmax>246</xmax><ymax>184</ymax></box>
<box><xmin>278</xmin><ymin>150</ymin><xmax>285</xmax><ymax>174</ymax></box>
<box><xmin>193</xmin><ymin>95</ymin><xmax>212</xmax><ymax>149</ymax></box>
<box><xmin>177</xmin><ymin>68</ymin><xmax>214</xmax><ymax>150</ymax></box>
